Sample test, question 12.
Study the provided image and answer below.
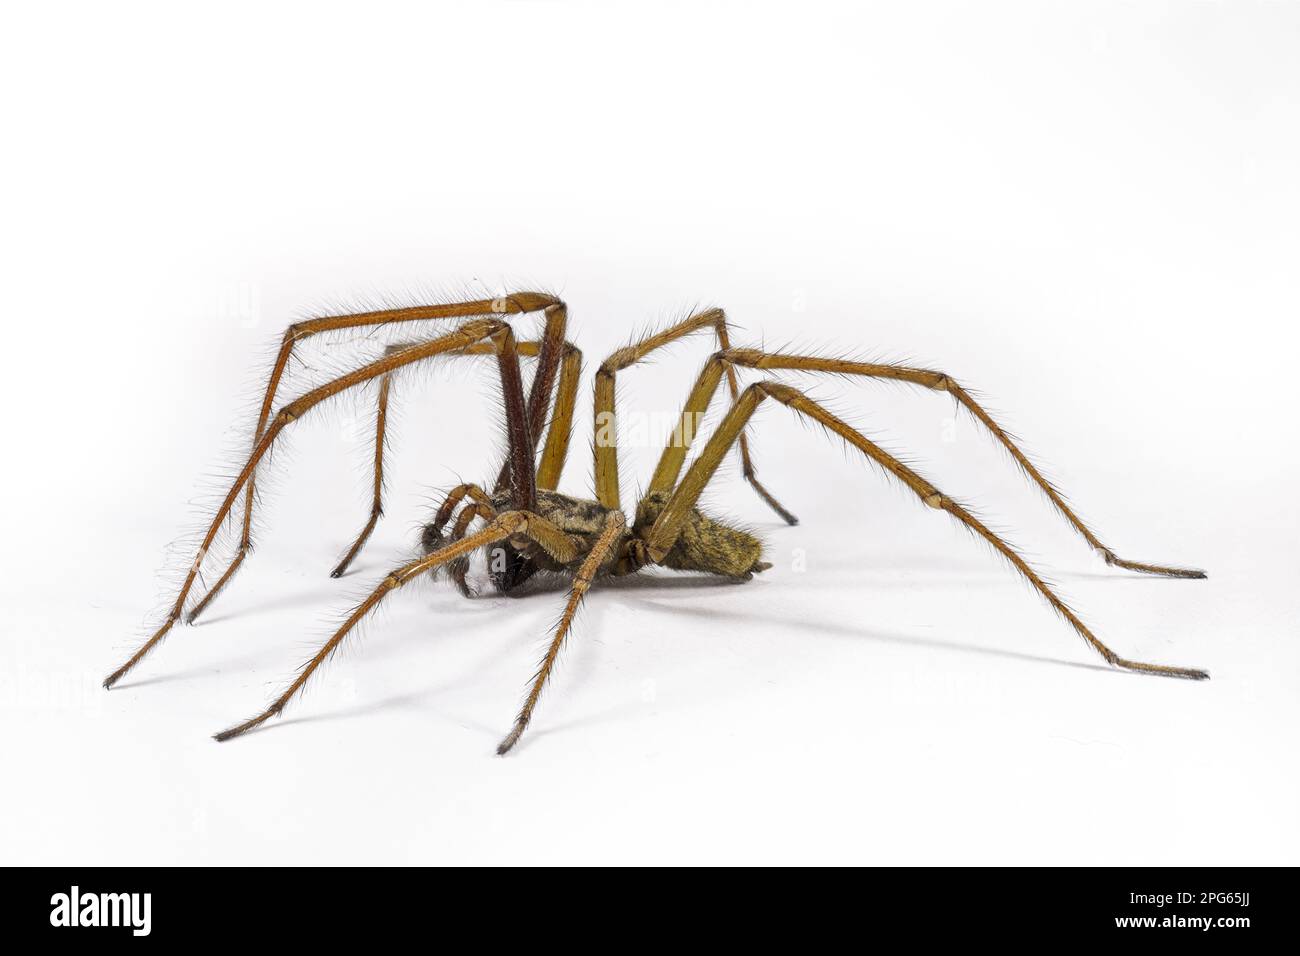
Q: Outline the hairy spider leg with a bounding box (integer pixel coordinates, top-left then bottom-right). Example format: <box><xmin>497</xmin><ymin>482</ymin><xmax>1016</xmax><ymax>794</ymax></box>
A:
<box><xmin>728</xmin><ymin>350</ymin><xmax>1203</xmax><ymax>578</ymax></box>
<box><xmin>456</xmin><ymin>328</ymin><xmax>583</xmax><ymax>593</ymax></box>
<box><xmin>490</xmin><ymin>303</ymin><xmax>568</xmax><ymax>493</ymax></box>
<box><xmin>646</xmin><ymin>349</ymin><xmax>1204</xmax><ymax>579</ymax></box>
<box><xmin>636</xmin><ymin>373</ymin><xmax>1208</xmax><ymax>680</ymax></box>
<box><xmin>456</xmin><ymin>332</ymin><xmax>583</xmax><ymax>493</ymax></box>
<box><xmin>213</xmin><ymin>510</ymin><xmax>580</xmax><ymax>742</ymax></box>
<box><xmin>189</xmin><ymin>294</ymin><xmax>560</xmax><ymax>616</ymax></box>
<box><xmin>104</xmin><ymin>320</ymin><xmax>536</xmax><ymax>689</ymax></box>
<box><xmin>593</xmin><ymin>308</ymin><xmax>796</xmax><ymax>523</ymax></box>
<box><xmin>329</xmin><ymin>326</ymin><xmax>582</xmax><ymax>580</ymax></box>
<box><xmin>328</xmin><ymin>368</ymin><xmax>392</xmax><ymax>578</ymax></box>
<box><xmin>497</xmin><ymin>510</ymin><xmax>628</xmax><ymax>755</ymax></box>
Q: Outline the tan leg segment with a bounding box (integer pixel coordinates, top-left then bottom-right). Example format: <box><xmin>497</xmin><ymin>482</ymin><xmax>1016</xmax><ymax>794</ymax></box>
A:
<box><xmin>497</xmin><ymin>510</ymin><xmax>628</xmax><ymax>755</ymax></box>
<box><xmin>447</xmin><ymin>336</ymin><xmax>582</xmax><ymax>491</ymax></box>
<box><xmin>537</xmin><ymin>341</ymin><xmax>582</xmax><ymax>490</ymax></box>
<box><xmin>721</xmin><ymin>349</ymin><xmax>1203</xmax><ymax>578</ymax></box>
<box><xmin>214</xmin><ymin>510</ymin><xmax>579</xmax><ymax>742</ymax></box>
<box><xmin>105</xmin><ymin>319</ymin><xmax>533</xmax><ymax>689</ymax></box>
<box><xmin>189</xmin><ymin>294</ymin><xmax>560</xmax><ymax>617</ymax></box>
<box><xmin>593</xmin><ymin>309</ymin><xmax>795</xmax><ymax>522</ymax></box>
<box><xmin>328</xmin><ymin>372</ymin><xmax>393</xmax><ymax>578</ymax></box>
<box><xmin>644</xmin><ymin>380</ymin><xmax>1208</xmax><ymax>681</ymax></box>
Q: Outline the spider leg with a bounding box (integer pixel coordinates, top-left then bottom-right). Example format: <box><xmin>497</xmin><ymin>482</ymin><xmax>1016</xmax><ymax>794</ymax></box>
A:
<box><xmin>329</xmin><ymin>370</ymin><xmax>392</xmax><ymax>578</ymax></box>
<box><xmin>428</xmin><ymin>483</ymin><xmax>496</xmax><ymax>537</ymax></box>
<box><xmin>447</xmin><ymin>500</ymin><xmax>498</xmax><ymax>597</ymax></box>
<box><xmin>638</xmin><ymin>378</ymin><xmax>1208</xmax><ymax>681</ymax></box>
<box><xmin>647</xmin><ymin>349</ymin><xmax>1204</xmax><ymax>579</ymax></box>
<box><xmin>328</xmin><ymin>328</ymin><xmax>584</xmax><ymax>580</ymax></box>
<box><xmin>455</xmin><ymin>334</ymin><xmax>583</xmax><ymax>492</ymax></box>
<box><xmin>214</xmin><ymin>510</ymin><xmax>580</xmax><ymax>742</ymax></box>
<box><xmin>723</xmin><ymin>349</ymin><xmax>1204</xmax><ymax>578</ymax></box>
<box><xmin>593</xmin><ymin>308</ymin><xmax>796</xmax><ymax>522</ymax></box>
<box><xmin>188</xmin><ymin>293</ymin><xmax>560</xmax><ymax>615</ymax></box>
<box><xmin>536</xmin><ymin>339</ymin><xmax>582</xmax><ymax>491</ymax></box>
<box><xmin>493</xmin><ymin>303</ymin><xmax>568</xmax><ymax>492</ymax></box>
<box><xmin>497</xmin><ymin>510</ymin><xmax>627</xmax><ymax>755</ymax></box>
<box><xmin>105</xmin><ymin>319</ymin><xmax>536</xmax><ymax>689</ymax></box>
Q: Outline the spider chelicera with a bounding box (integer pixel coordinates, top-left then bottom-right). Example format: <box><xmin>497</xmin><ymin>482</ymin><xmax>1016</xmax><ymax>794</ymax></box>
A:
<box><xmin>104</xmin><ymin>292</ymin><xmax>1207</xmax><ymax>753</ymax></box>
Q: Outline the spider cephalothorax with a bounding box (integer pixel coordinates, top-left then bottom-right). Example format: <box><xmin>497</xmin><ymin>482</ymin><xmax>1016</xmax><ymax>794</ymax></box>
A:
<box><xmin>104</xmin><ymin>292</ymin><xmax>1207</xmax><ymax>754</ymax></box>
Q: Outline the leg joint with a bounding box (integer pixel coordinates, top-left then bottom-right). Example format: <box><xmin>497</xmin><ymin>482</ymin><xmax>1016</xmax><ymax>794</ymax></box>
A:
<box><xmin>496</xmin><ymin>511</ymin><xmax>529</xmax><ymax>534</ymax></box>
<box><xmin>753</xmin><ymin>380</ymin><xmax>800</xmax><ymax>404</ymax></box>
<box><xmin>598</xmin><ymin>347</ymin><xmax>638</xmax><ymax>377</ymax></box>
<box><xmin>498</xmin><ymin>292</ymin><xmax>562</xmax><ymax>314</ymax></box>
<box><xmin>717</xmin><ymin>348</ymin><xmax>766</xmax><ymax>368</ymax></box>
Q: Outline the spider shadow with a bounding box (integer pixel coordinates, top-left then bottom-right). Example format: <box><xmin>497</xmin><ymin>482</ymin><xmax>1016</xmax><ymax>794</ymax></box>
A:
<box><xmin>114</xmin><ymin>585</ymin><xmax>513</xmax><ymax>693</ymax></box>
<box><xmin>195</xmin><ymin>538</ymin><xmax>1180</xmax><ymax>746</ymax></box>
<box><xmin>222</xmin><ymin>568</ymin><xmax>1120</xmax><ymax>750</ymax></box>
<box><xmin>197</xmin><ymin>581</ymin><xmax>348</xmax><ymax>625</ymax></box>
<box><xmin>619</xmin><ymin>590</ymin><xmax>1112</xmax><ymax>675</ymax></box>
<box><xmin>224</xmin><ymin>592</ymin><xmax>627</xmax><ymax>743</ymax></box>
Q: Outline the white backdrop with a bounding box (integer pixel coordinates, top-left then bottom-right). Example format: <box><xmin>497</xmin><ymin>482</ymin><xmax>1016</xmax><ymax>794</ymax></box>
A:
<box><xmin>2</xmin><ymin>1</ymin><xmax>1296</xmax><ymax>865</ymax></box>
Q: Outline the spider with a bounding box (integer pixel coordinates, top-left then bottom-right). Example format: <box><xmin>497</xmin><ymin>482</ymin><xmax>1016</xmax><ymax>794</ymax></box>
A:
<box><xmin>103</xmin><ymin>292</ymin><xmax>1208</xmax><ymax>754</ymax></box>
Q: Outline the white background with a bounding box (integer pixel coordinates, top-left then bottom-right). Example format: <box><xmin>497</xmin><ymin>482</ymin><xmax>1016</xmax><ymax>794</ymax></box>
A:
<box><xmin>2</xmin><ymin>2</ymin><xmax>1296</xmax><ymax>865</ymax></box>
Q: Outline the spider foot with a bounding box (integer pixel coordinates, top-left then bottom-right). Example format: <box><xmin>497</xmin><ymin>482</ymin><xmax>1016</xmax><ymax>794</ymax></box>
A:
<box><xmin>214</xmin><ymin>707</ymin><xmax>280</xmax><ymax>742</ymax></box>
<box><xmin>1113</xmin><ymin>656</ymin><xmax>1209</xmax><ymax>681</ymax></box>
<box><xmin>496</xmin><ymin>719</ymin><xmax>528</xmax><ymax>755</ymax></box>
<box><xmin>746</xmin><ymin>473</ymin><xmax>798</xmax><ymax>525</ymax></box>
<box><xmin>1101</xmin><ymin>550</ymin><xmax>1207</xmax><ymax>579</ymax></box>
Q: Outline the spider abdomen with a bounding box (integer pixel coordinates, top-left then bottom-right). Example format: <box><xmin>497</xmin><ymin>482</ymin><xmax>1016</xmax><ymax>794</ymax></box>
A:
<box><xmin>633</xmin><ymin>492</ymin><xmax>770</xmax><ymax>579</ymax></box>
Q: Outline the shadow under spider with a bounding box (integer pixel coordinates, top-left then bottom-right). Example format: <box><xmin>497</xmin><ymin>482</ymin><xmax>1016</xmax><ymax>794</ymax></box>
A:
<box><xmin>218</xmin><ymin>591</ymin><xmax>1117</xmax><ymax>747</ymax></box>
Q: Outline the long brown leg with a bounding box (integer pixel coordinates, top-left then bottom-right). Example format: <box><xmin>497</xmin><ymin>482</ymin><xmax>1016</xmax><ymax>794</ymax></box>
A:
<box><xmin>189</xmin><ymin>293</ymin><xmax>560</xmax><ymax>617</ymax></box>
<box><xmin>455</xmin><ymin>336</ymin><xmax>583</xmax><ymax>491</ymax></box>
<box><xmin>324</xmin><ymin>311</ymin><xmax>576</xmax><ymax>570</ymax></box>
<box><xmin>331</xmin><ymin>338</ymin><xmax>501</xmax><ymax>580</ymax></box>
<box><xmin>327</xmin><ymin>327</ymin><xmax>583</xmax><ymax>580</ymax></box>
<box><xmin>411</xmin><ymin>334</ymin><xmax>580</xmax><ymax>595</ymax></box>
<box><xmin>726</xmin><ymin>349</ymin><xmax>1202</xmax><ymax>578</ymax></box>
<box><xmin>640</xmin><ymin>379</ymin><xmax>1208</xmax><ymax>681</ymax></box>
<box><xmin>497</xmin><ymin>510</ymin><xmax>627</xmax><ymax>755</ymax></box>
<box><xmin>647</xmin><ymin>348</ymin><xmax>1203</xmax><ymax>579</ymax></box>
<box><xmin>194</xmin><ymin>333</ymin><xmax>560</xmax><ymax>614</ymax></box>
<box><xmin>214</xmin><ymin>510</ymin><xmax>580</xmax><ymax>741</ymax></box>
<box><xmin>105</xmin><ymin>319</ymin><xmax>536</xmax><ymax>689</ymax></box>
<box><xmin>593</xmin><ymin>308</ymin><xmax>795</xmax><ymax>522</ymax></box>
<box><xmin>329</xmin><ymin>371</ymin><xmax>393</xmax><ymax>578</ymax></box>
<box><xmin>537</xmin><ymin>340</ymin><xmax>581</xmax><ymax>490</ymax></box>
<box><xmin>493</xmin><ymin>303</ymin><xmax>567</xmax><ymax>492</ymax></box>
